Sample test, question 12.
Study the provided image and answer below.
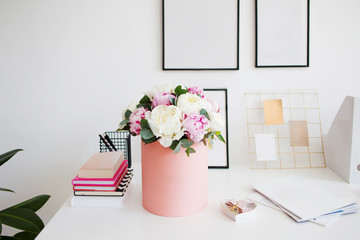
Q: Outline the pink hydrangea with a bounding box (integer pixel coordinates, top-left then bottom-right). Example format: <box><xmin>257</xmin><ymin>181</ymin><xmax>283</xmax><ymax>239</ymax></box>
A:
<box><xmin>152</xmin><ymin>92</ymin><xmax>175</xmax><ymax>108</ymax></box>
<box><xmin>129</xmin><ymin>107</ymin><xmax>148</xmax><ymax>135</ymax></box>
<box><xmin>182</xmin><ymin>113</ymin><xmax>210</xmax><ymax>143</ymax></box>
<box><xmin>188</xmin><ymin>86</ymin><xmax>204</xmax><ymax>98</ymax></box>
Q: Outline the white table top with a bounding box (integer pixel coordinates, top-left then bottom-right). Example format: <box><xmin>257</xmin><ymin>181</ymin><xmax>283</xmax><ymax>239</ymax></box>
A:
<box><xmin>36</xmin><ymin>163</ymin><xmax>360</xmax><ymax>240</ymax></box>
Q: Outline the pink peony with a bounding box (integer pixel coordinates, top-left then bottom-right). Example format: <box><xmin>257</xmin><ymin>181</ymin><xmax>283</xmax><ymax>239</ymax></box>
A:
<box><xmin>205</xmin><ymin>97</ymin><xmax>220</xmax><ymax>113</ymax></box>
<box><xmin>182</xmin><ymin>113</ymin><xmax>210</xmax><ymax>143</ymax></box>
<box><xmin>188</xmin><ymin>86</ymin><xmax>204</xmax><ymax>98</ymax></box>
<box><xmin>152</xmin><ymin>92</ymin><xmax>175</xmax><ymax>108</ymax></box>
<box><xmin>129</xmin><ymin>107</ymin><xmax>148</xmax><ymax>135</ymax></box>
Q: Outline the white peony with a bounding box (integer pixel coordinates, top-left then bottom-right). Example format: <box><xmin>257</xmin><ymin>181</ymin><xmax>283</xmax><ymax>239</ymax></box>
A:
<box><xmin>176</xmin><ymin>93</ymin><xmax>207</xmax><ymax>114</ymax></box>
<box><xmin>208</xmin><ymin>112</ymin><xmax>225</xmax><ymax>132</ymax></box>
<box><xmin>146</xmin><ymin>105</ymin><xmax>184</xmax><ymax>147</ymax></box>
<box><xmin>146</xmin><ymin>83</ymin><xmax>177</xmax><ymax>99</ymax></box>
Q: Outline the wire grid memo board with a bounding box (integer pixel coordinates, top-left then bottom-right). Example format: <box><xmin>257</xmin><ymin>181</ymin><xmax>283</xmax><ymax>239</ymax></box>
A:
<box><xmin>99</xmin><ymin>131</ymin><xmax>132</xmax><ymax>167</ymax></box>
<box><xmin>245</xmin><ymin>90</ymin><xmax>326</xmax><ymax>169</ymax></box>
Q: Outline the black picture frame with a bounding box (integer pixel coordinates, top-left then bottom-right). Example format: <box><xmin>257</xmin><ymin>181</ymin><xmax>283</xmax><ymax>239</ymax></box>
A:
<box><xmin>255</xmin><ymin>0</ymin><xmax>310</xmax><ymax>68</ymax></box>
<box><xmin>204</xmin><ymin>88</ymin><xmax>229</xmax><ymax>169</ymax></box>
<box><xmin>163</xmin><ymin>0</ymin><xmax>239</xmax><ymax>70</ymax></box>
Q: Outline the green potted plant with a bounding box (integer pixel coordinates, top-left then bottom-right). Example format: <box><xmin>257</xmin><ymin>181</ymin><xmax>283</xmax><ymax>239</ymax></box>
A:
<box><xmin>0</xmin><ymin>149</ymin><xmax>50</xmax><ymax>240</ymax></box>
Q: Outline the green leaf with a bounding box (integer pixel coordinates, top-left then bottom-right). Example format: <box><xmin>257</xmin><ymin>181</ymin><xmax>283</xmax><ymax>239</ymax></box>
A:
<box><xmin>140</xmin><ymin>119</ymin><xmax>150</xmax><ymax>129</ymax></box>
<box><xmin>180</xmin><ymin>139</ymin><xmax>193</xmax><ymax>148</ymax></box>
<box><xmin>174</xmin><ymin>85</ymin><xmax>182</xmax><ymax>95</ymax></box>
<box><xmin>0</xmin><ymin>209</ymin><xmax>44</xmax><ymax>233</ymax></box>
<box><xmin>124</xmin><ymin>109</ymin><xmax>132</xmax><ymax>119</ymax></box>
<box><xmin>119</xmin><ymin>119</ymin><xmax>128</xmax><ymax>126</ymax></box>
<box><xmin>121</xmin><ymin>125</ymin><xmax>130</xmax><ymax>131</ymax></box>
<box><xmin>169</xmin><ymin>140</ymin><xmax>179</xmax><ymax>150</ymax></box>
<box><xmin>202</xmin><ymin>138</ymin><xmax>207</xmax><ymax>146</ymax></box>
<box><xmin>0</xmin><ymin>188</ymin><xmax>15</xmax><ymax>193</ymax></box>
<box><xmin>139</xmin><ymin>95</ymin><xmax>151</xmax><ymax>104</ymax></box>
<box><xmin>0</xmin><ymin>149</ymin><xmax>23</xmax><ymax>167</ymax></box>
<box><xmin>173</xmin><ymin>141</ymin><xmax>182</xmax><ymax>154</ymax></box>
<box><xmin>13</xmin><ymin>231</ymin><xmax>38</xmax><ymax>240</ymax></box>
<box><xmin>204</xmin><ymin>132</ymin><xmax>210</xmax><ymax>139</ymax></box>
<box><xmin>0</xmin><ymin>217</ymin><xmax>2</xmax><ymax>234</ymax></box>
<box><xmin>136</xmin><ymin>103</ymin><xmax>152</xmax><ymax>111</ymax></box>
<box><xmin>179</xmin><ymin>89</ymin><xmax>188</xmax><ymax>95</ymax></box>
<box><xmin>169</xmin><ymin>97</ymin><xmax>175</xmax><ymax>105</ymax></box>
<box><xmin>1</xmin><ymin>236</ymin><xmax>17</xmax><ymax>240</ymax></box>
<box><xmin>142</xmin><ymin>136</ymin><xmax>157</xmax><ymax>144</ymax></box>
<box><xmin>185</xmin><ymin>148</ymin><xmax>196</xmax><ymax>157</ymax></box>
<box><xmin>174</xmin><ymin>86</ymin><xmax>188</xmax><ymax>96</ymax></box>
<box><xmin>140</xmin><ymin>128</ymin><xmax>155</xmax><ymax>140</ymax></box>
<box><xmin>199</xmin><ymin>109</ymin><xmax>210</xmax><ymax>120</ymax></box>
<box><xmin>5</xmin><ymin>195</ymin><xmax>50</xmax><ymax>213</ymax></box>
<box><xmin>215</xmin><ymin>133</ymin><xmax>226</xmax><ymax>143</ymax></box>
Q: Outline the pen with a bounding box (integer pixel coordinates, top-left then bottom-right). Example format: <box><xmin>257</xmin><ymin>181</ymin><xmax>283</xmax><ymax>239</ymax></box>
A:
<box><xmin>99</xmin><ymin>134</ymin><xmax>113</xmax><ymax>151</ymax></box>
<box><xmin>103</xmin><ymin>133</ymin><xmax>117</xmax><ymax>151</ymax></box>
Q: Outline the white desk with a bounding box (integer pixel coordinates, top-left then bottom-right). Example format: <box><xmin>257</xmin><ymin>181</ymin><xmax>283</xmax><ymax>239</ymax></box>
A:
<box><xmin>36</xmin><ymin>163</ymin><xmax>360</xmax><ymax>240</ymax></box>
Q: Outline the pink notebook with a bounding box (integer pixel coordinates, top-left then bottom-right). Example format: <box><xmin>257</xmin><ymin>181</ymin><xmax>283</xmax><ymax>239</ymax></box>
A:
<box><xmin>72</xmin><ymin>160</ymin><xmax>128</xmax><ymax>186</ymax></box>
<box><xmin>73</xmin><ymin>170</ymin><xmax>128</xmax><ymax>191</ymax></box>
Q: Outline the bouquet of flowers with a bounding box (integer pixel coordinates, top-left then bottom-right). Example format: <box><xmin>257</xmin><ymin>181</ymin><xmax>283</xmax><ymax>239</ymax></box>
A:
<box><xmin>118</xmin><ymin>84</ymin><xmax>225</xmax><ymax>156</ymax></box>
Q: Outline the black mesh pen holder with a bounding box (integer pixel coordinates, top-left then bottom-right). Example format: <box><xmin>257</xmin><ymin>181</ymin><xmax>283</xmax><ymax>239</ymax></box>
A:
<box><xmin>99</xmin><ymin>131</ymin><xmax>132</xmax><ymax>168</ymax></box>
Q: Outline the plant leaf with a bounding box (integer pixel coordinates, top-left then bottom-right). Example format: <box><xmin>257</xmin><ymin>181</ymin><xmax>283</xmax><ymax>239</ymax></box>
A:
<box><xmin>136</xmin><ymin>103</ymin><xmax>152</xmax><ymax>110</ymax></box>
<box><xmin>215</xmin><ymin>133</ymin><xmax>226</xmax><ymax>143</ymax></box>
<box><xmin>185</xmin><ymin>148</ymin><xmax>194</xmax><ymax>157</ymax></box>
<box><xmin>180</xmin><ymin>139</ymin><xmax>193</xmax><ymax>148</ymax></box>
<box><xmin>13</xmin><ymin>231</ymin><xmax>38</xmax><ymax>240</ymax></box>
<box><xmin>185</xmin><ymin>147</ymin><xmax>196</xmax><ymax>157</ymax></box>
<box><xmin>0</xmin><ymin>149</ymin><xmax>23</xmax><ymax>167</ymax></box>
<box><xmin>5</xmin><ymin>195</ymin><xmax>50</xmax><ymax>213</ymax></box>
<box><xmin>208</xmin><ymin>132</ymin><xmax>215</xmax><ymax>138</ymax></box>
<box><xmin>202</xmin><ymin>138</ymin><xmax>207</xmax><ymax>146</ymax></box>
<box><xmin>119</xmin><ymin>119</ymin><xmax>128</xmax><ymax>126</ymax></box>
<box><xmin>179</xmin><ymin>89</ymin><xmax>188</xmax><ymax>95</ymax></box>
<box><xmin>0</xmin><ymin>209</ymin><xmax>44</xmax><ymax>233</ymax></box>
<box><xmin>173</xmin><ymin>141</ymin><xmax>182</xmax><ymax>154</ymax></box>
<box><xmin>169</xmin><ymin>97</ymin><xmax>175</xmax><ymax>105</ymax></box>
<box><xmin>174</xmin><ymin>85</ymin><xmax>182</xmax><ymax>95</ymax></box>
<box><xmin>140</xmin><ymin>128</ymin><xmax>155</xmax><ymax>140</ymax></box>
<box><xmin>121</xmin><ymin>125</ymin><xmax>130</xmax><ymax>131</ymax></box>
<box><xmin>124</xmin><ymin>109</ymin><xmax>132</xmax><ymax>119</ymax></box>
<box><xmin>169</xmin><ymin>140</ymin><xmax>179</xmax><ymax>151</ymax></box>
<box><xmin>142</xmin><ymin>136</ymin><xmax>157</xmax><ymax>144</ymax></box>
<box><xmin>0</xmin><ymin>188</ymin><xmax>15</xmax><ymax>193</ymax></box>
<box><xmin>140</xmin><ymin>119</ymin><xmax>150</xmax><ymax>129</ymax></box>
<box><xmin>174</xmin><ymin>86</ymin><xmax>188</xmax><ymax>96</ymax></box>
<box><xmin>199</xmin><ymin>109</ymin><xmax>210</xmax><ymax>120</ymax></box>
<box><xmin>139</xmin><ymin>95</ymin><xmax>151</xmax><ymax>104</ymax></box>
<box><xmin>1</xmin><ymin>236</ymin><xmax>17</xmax><ymax>240</ymax></box>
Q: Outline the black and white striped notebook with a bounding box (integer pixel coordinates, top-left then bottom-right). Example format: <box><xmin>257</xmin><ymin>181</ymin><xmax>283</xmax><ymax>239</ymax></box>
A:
<box><xmin>73</xmin><ymin>169</ymin><xmax>134</xmax><ymax>197</ymax></box>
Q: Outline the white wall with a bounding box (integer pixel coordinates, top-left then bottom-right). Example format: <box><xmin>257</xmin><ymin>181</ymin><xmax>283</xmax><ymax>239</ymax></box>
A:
<box><xmin>1</xmin><ymin>0</ymin><xmax>360</xmax><ymax>231</ymax></box>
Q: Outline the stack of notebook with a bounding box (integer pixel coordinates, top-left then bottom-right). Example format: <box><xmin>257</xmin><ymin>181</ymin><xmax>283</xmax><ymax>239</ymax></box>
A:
<box><xmin>71</xmin><ymin>151</ymin><xmax>133</xmax><ymax>208</ymax></box>
<box><xmin>248</xmin><ymin>175</ymin><xmax>358</xmax><ymax>227</ymax></box>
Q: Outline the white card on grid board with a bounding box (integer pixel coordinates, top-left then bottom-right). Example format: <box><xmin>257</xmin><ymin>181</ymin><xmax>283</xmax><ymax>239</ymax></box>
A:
<box><xmin>255</xmin><ymin>134</ymin><xmax>277</xmax><ymax>161</ymax></box>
